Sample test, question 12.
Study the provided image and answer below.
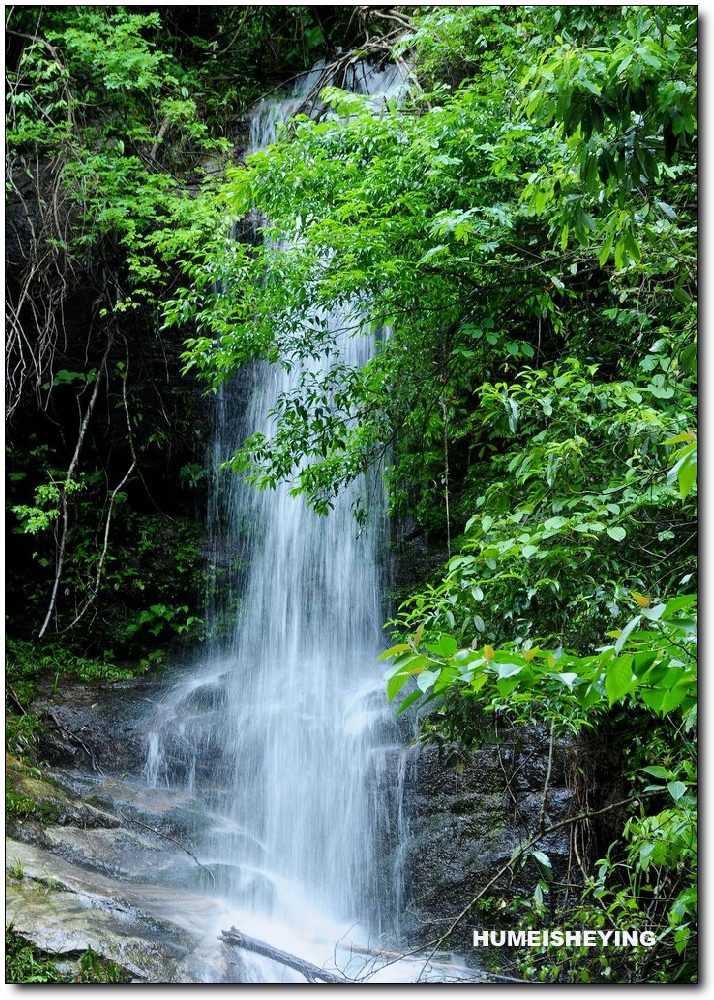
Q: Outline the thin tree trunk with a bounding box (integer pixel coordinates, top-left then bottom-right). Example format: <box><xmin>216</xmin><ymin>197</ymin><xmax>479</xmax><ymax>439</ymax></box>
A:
<box><xmin>38</xmin><ymin>337</ymin><xmax>111</xmax><ymax>638</ymax></box>
<box><xmin>441</xmin><ymin>396</ymin><xmax>451</xmax><ymax>557</ymax></box>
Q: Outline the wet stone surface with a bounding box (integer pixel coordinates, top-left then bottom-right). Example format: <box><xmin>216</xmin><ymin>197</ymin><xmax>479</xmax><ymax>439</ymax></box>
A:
<box><xmin>7</xmin><ymin>676</ymin><xmax>573</xmax><ymax>982</ymax></box>
<box><xmin>33</xmin><ymin>673</ymin><xmax>162</xmax><ymax>774</ymax></box>
<box><xmin>396</xmin><ymin>730</ymin><xmax>577</xmax><ymax>951</ymax></box>
<box><xmin>6</xmin><ymin>763</ymin><xmax>246</xmax><ymax>983</ymax></box>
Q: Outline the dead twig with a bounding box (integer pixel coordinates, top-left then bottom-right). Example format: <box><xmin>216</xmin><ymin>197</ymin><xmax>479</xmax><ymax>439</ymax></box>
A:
<box><xmin>121</xmin><ymin>811</ymin><xmax>216</xmax><ymax>890</ymax></box>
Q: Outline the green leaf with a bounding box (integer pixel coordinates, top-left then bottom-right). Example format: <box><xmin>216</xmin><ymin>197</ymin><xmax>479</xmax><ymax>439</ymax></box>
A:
<box><xmin>387</xmin><ymin>670</ymin><xmax>410</xmax><ymax>703</ymax></box>
<box><xmin>396</xmin><ymin>688</ymin><xmax>423</xmax><ymax>715</ymax></box>
<box><xmin>641</xmin><ymin>765</ymin><xmax>672</xmax><ymax>779</ymax></box>
<box><xmin>664</xmin><ymin>595</ymin><xmax>696</xmax><ymax>616</ymax></box>
<box><xmin>497</xmin><ymin>675</ymin><xmax>521</xmax><ymax>697</ymax></box>
<box><xmin>492</xmin><ymin>662</ymin><xmax>522</xmax><ymax>679</ymax></box>
<box><xmin>666</xmin><ymin>781</ymin><xmax>687</xmax><ymax>803</ymax></box>
<box><xmin>554</xmin><ymin>671</ymin><xmax>579</xmax><ymax>689</ymax></box>
<box><xmin>678</xmin><ymin>452</ymin><xmax>697</xmax><ymax>499</ymax></box>
<box><xmin>379</xmin><ymin>643</ymin><xmax>413</xmax><ymax>661</ymax></box>
<box><xmin>606</xmin><ymin>526</ymin><xmax>626</xmax><ymax>542</ymax></box>
<box><xmin>470</xmin><ymin>672</ymin><xmax>488</xmax><ymax>693</ymax></box>
<box><xmin>417</xmin><ymin>668</ymin><xmax>441</xmax><ymax>693</ymax></box>
<box><xmin>426</xmin><ymin>635</ymin><xmax>458</xmax><ymax>658</ymax></box>
<box><xmin>599</xmin><ymin>232</ymin><xmax>614</xmax><ymax>266</ymax></box>
<box><xmin>614</xmin><ymin>614</ymin><xmax>642</xmax><ymax>653</ymax></box>
<box><xmin>531</xmin><ymin>849</ymin><xmax>552</xmax><ymax>870</ymax></box>
<box><xmin>640</xmin><ymin>688</ymin><xmax>666</xmax><ymax>713</ymax></box>
<box><xmin>606</xmin><ymin>656</ymin><xmax>635</xmax><ymax>705</ymax></box>
<box><xmin>661</xmin><ymin>686</ymin><xmax>688</xmax><ymax>713</ymax></box>
<box><xmin>641</xmin><ymin>603</ymin><xmax>666</xmax><ymax>621</ymax></box>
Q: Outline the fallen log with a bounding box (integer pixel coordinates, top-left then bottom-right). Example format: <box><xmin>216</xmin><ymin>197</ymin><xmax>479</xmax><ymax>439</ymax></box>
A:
<box><xmin>220</xmin><ymin>927</ymin><xmax>525</xmax><ymax>984</ymax></box>
<box><xmin>219</xmin><ymin>927</ymin><xmax>349</xmax><ymax>983</ymax></box>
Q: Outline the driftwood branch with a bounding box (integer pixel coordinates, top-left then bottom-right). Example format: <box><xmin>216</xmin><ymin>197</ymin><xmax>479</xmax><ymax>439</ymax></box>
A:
<box><xmin>344</xmin><ymin>942</ymin><xmax>524</xmax><ymax>983</ymax></box>
<box><xmin>219</xmin><ymin>928</ymin><xmax>348</xmax><ymax>984</ymax></box>
<box><xmin>219</xmin><ymin>928</ymin><xmax>523</xmax><ymax>984</ymax></box>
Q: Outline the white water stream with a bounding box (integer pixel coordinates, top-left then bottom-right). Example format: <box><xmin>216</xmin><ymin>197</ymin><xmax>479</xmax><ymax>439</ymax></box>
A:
<box><xmin>142</xmin><ymin>65</ymin><xmax>476</xmax><ymax>983</ymax></box>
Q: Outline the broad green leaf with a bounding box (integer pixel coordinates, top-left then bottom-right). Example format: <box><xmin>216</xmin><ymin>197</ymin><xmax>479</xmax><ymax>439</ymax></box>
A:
<box><xmin>492</xmin><ymin>662</ymin><xmax>522</xmax><ymax>679</ymax></box>
<box><xmin>387</xmin><ymin>670</ymin><xmax>411</xmax><ymax>703</ymax></box>
<box><xmin>641</xmin><ymin>603</ymin><xmax>666</xmax><ymax>621</ymax></box>
<box><xmin>678</xmin><ymin>452</ymin><xmax>697</xmax><ymax>499</ymax></box>
<box><xmin>641</xmin><ymin>766</ymin><xmax>672</xmax><ymax>779</ymax></box>
<box><xmin>426</xmin><ymin>635</ymin><xmax>458</xmax><ymax>658</ymax></box>
<box><xmin>554</xmin><ymin>671</ymin><xmax>579</xmax><ymax>689</ymax></box>
<box><xmin>396</xmin><ymin>689</ymin><xmax>423</xmax><ymax>715</ymax></box>
<box><xmin>606</xmin><ymin>656</ymin><xmax>635</xmax><ymax>705</ymax></box>
<box><xmin>417</xmin><ymin>668</ymin><xmax>441</xmax><ymax>693</ymax></box>
<box><xmin>614</xmin><ymin>614</ymin><xmax>642</xmax><ymax>652</ymax></box>
<box><xmin>531</xmin><ymin>849</ymin><xmax>552</xmax><ymax>870</ymax></box>
<box><xmin>470</xmin><ymin>672</ymin><xmax>488</xmax><ymax>693</ymax></box>
<box><xmin>667</xmin><ymin>781</ymin><xmax>687</xmax><ymax>803</ymax></box>
<box><xmin>664</xmin><ymin>432</ymin><xmax>696</xmax><ymax>446</ymax></box>
<box><xmin>379</xmin><ymin>643</ymin><xmax>412</xmax><ymax>661</ymax></box>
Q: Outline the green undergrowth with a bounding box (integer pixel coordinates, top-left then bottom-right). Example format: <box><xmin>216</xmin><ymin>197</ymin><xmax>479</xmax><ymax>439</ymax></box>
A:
<box><xmin>7</xmin><ymin>638</ymin><xmax>147</xmax><ymax>698</ymax></box>
<box><xmin>5</xmin><ymin>930</ymin><xmax>130</xmax><ymax>984</ymax></box>
<box><xmin>5</xmin><ymin>930</ymin><xmax>64</xmax><ymax>984</ymax></box>
<box><xmin>6</xmin><ymin>637</ymin><xmax>153</xmax><ymax>765</ymax></box>
<box><xmin>5</xmin><ymin>786</ymin><xmax>60</xmax><ymax>824</ymax></box>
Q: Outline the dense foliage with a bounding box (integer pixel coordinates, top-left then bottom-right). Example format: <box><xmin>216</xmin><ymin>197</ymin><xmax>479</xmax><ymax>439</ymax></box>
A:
<box><xmin>171</xmin><ymin>5</ymin><xmax>697</xmax><ymax>983</ymax></box>
<box><xmin>5</xmin><ymin>6</ymin><xmax>365</xmax><ymax>659</ymax></box>
<box><xmin>5</xmin><ymin>4</ymin><xmax>697</xmax><ymax>985</ymax></box>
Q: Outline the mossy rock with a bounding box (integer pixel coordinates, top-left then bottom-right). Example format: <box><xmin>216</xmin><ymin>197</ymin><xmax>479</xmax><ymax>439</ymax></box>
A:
<box><xmin>6</xmin><ymin>754</ymin><xmax>119</xmax><ymax>830</ymax></box>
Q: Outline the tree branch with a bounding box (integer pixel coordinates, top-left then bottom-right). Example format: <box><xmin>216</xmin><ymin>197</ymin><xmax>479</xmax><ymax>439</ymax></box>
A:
<box><xmin>219</xmin><ymin>928</ymin><xmax>347</xmax><ymax>983</ymax></box>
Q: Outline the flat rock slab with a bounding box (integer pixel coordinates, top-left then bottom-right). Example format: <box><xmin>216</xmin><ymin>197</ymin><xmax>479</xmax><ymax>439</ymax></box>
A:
<box><xmin>6</xmin><ymin>838</ymin><xmax>237</xmax><ymax>983</ymax></box>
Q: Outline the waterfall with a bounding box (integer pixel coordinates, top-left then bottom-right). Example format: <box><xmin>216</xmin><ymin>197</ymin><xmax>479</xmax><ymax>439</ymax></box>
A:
<box><xmin>145</xmin><ymin>64</ymin><xmax>412</xmax><ymax>981</ymax></box>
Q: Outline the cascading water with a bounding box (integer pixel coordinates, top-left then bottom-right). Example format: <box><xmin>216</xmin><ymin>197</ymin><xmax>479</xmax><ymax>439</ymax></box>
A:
<box><xmin>144</xmin><ymin>64</ymin><xmax>426</xmax><ymax>982</ymax></box>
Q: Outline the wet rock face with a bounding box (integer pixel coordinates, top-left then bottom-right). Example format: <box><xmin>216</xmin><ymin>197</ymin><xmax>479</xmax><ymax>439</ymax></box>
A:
<box><xmin>7</xmin><ymin>673</ymin><xmax>256</xmax><ymax>984</ymax></box>
<box><xmin>396</xmin><ymin>727</ymin><xmax>577</xmax><ymax>951</ymax></box>
<box><xmin>33</xmin><ymin>674</ymin><xmax>162</xmax><ymax>774</ymax></box>
<box><xmin>7</xmin><ymin>755</ymin><xmax>120</xmax><ymax>834</ymax></box>
<box><xmin>5</xmin><ymin>768</ymin><xmax>248</xmax><ymax>984</ymax></box>
<box><xmin>9</xmin><ymin>661</ymin><xmax>579</xmax><ymax>979</ymax></box>
<box><xmin>6</xmin><ymin>839</ymin><xmax>238</xmax><ymax>984</ymax></box>
<box><xmin>389</xmin><ymin>519</ymin><xmax>451</xmax><ymax>599</ymax></box>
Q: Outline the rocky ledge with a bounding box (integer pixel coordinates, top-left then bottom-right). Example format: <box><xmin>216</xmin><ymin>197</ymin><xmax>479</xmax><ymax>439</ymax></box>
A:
<box><xmin>6</xmin><ymin>753</ymin><xmax>247</xmax><ymax>983</ymax></box>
